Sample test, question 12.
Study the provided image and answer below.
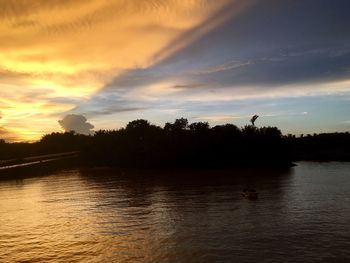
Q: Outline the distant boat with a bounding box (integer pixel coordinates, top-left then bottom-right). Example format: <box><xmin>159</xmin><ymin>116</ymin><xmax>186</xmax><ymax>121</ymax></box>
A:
<box><xmin>242</xmin><ymin>189</ymin><xmax>258</xmax><ymax>200</ymax></box>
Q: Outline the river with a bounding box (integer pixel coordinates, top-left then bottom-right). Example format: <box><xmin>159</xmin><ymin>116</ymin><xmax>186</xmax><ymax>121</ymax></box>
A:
<box><xmin>0</xmin><ymin>162</ymin><xmax>349</xmax><ymax>262</ymax></box>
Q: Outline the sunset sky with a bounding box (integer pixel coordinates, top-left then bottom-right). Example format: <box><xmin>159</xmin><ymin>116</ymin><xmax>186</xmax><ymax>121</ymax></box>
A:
<box><xmin>1</xmin><ymin>0</ymin><xmax>350</xmax><ymax>141</ymax></box>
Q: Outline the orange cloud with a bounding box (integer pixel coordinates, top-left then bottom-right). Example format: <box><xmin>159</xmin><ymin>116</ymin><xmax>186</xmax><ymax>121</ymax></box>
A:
<box><xmin>0</xmin><ymin>0</ymin><xmax>252</xmax><ymax>141</ymax></box>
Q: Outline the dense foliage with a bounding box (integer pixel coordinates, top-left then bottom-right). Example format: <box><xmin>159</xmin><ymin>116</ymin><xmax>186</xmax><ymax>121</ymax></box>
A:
<box><xmin>0</xmin><ymin>118</ymin><xmax>349</xmax><ymax>168</ymax></box>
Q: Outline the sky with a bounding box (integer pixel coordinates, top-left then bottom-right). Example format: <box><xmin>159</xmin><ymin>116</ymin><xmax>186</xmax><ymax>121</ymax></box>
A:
<box><xmin>0</xmin><ymin>0</ymin><xmax>350</xmax><ymax>141</ymax></box>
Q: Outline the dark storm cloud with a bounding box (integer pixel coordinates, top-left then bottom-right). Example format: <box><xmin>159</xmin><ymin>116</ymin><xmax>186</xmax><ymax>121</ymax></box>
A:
<box><xmin>169</xmin><ymin>0</ymin><xmax>350</xmax><ymax>87</ymax></box>
<box><xmin>104</xmin><ymin>68</ymin><xmax>171</xmax><ymax>90</ymax></box>
<box><xmin>100</xmin><ymin>0</ymin><xmax>350</xmax><ymax>96</ymax></box>
<box><xmin>58</xmin><ymin>114</ymin><xmax>94</xmax><ymax>135</ymax></box>
<box><xmin>71</xmin><ymin>91</ymin><xmax>151</xmax><ymax>117</ymax></box>
<box><xmin>193</xmin><ymin>47</ymin><xmax>350</xmax><ymax>87</ymax></box>
<box><xmin>73</xmin><ymin>0</ymin><xmax>350</xmax><ymax>127</ymax></box>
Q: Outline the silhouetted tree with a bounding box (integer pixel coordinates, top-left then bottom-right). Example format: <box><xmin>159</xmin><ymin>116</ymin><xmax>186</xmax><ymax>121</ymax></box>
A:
<box><xmin>189</xmin><ymin>122</ymin><xmax>209</xmax><ymax>134</ymax></box>
<box><xmin>1</xmin><ymin>117</ymin><xmax>349</xmax><ymax>171</ymax></box>
<box><xmin>126</xmin><ymin>119</ymin><xmax>151</xmax><ymax>131</ymax></box>
<box><xmin>164</xmin><ymin>118</ymin><xmax>189</xmax><ymax>134</ymax></box>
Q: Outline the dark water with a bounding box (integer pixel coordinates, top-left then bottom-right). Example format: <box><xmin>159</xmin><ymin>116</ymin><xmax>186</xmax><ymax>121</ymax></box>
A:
<box><xmin>0</xmin><ymin>162</ymin><xmax>349</xmax><ymax>262</ymax></box>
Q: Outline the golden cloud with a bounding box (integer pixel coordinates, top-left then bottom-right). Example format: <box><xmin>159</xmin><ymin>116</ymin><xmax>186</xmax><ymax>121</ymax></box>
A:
<box><xmin>0</xmin><ymin>0</ymin><xmax>251</xmax><ymax>141</ymax></box>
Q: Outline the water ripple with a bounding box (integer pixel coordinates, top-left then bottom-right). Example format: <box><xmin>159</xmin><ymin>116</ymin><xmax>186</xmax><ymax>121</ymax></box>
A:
<box><xmin>1</xmin><ymin>162</ymin><xmax>350</xmax><ymax>262</ymax></box>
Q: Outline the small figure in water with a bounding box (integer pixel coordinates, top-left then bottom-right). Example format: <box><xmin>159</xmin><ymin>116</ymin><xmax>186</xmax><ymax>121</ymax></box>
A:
<box><xmin>242</xmin><ymin>188</ymin><xmax>258</xmax><ymax>200</ymax></box>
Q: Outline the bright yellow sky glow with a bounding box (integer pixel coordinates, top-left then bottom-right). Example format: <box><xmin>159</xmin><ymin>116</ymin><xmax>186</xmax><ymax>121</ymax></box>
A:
<box><xmin>0</xmin><ymin>0</ymin><xmax>238</xmax><ymax>141</ymax></box>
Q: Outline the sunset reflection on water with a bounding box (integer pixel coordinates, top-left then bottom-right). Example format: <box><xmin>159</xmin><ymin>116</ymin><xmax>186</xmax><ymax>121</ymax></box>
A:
<box><xmin>1</xmin><ymin>163</ymin><xmax>350</xmax><ymax>262</ymax></box>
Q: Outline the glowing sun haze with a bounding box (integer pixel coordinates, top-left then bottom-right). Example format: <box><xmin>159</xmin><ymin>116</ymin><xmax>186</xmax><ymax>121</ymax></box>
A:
<box><xmin>0</xmin><ymin>0</ymin><xmax>349</xmax><ymax>141</ymax></box>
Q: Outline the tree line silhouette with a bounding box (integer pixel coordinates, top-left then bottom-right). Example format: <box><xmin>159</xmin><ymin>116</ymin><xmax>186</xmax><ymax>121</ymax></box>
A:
<box><xmin>0</xmin><ymin>118</ymin><xmax>349</xmax><ymax>168</ymax></box>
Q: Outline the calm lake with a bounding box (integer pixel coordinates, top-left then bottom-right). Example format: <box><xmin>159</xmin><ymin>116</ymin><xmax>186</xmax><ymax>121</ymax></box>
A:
<box><xmin>0</xmin><ymin>162</ymin><xmax>350</xmax><ymax>262</ymax></box>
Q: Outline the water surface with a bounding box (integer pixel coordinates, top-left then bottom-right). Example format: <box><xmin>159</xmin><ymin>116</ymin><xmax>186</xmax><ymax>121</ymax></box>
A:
<box><xmin>0</xmin><ymin>162</ymin><xmax>350</xmax><ymax>262</ymax></box>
